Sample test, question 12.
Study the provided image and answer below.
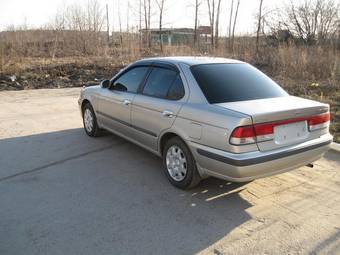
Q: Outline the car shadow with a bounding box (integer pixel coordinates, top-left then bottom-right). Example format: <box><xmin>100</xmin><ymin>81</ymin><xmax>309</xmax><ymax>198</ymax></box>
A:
<box><xmin>0</xmin><ymin>128</ymin><xmax>253</xmax><ymax>255</ymax></box>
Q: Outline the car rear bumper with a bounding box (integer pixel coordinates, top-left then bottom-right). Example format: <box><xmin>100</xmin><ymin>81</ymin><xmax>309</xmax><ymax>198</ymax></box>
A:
<box><xmin>189</xmin><ymin>133</ymin><xmax>333</xmax><ymax>182</ymax></box>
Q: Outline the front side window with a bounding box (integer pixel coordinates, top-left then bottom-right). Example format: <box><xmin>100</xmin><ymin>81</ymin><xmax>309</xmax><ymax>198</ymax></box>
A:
<box><xmin>142</xmin><ymin>67</ymin><xmax>185</xmax><ymax>100</ymax></box>
<box><xmin>191</xmin><ymin>63</ymin><xmax>288</xmax><ymax>104</ymax></box>
<box><xmin>113</xmin><ymin>66</ymin><xmax>149</xmax><ymax>93</ymax></box>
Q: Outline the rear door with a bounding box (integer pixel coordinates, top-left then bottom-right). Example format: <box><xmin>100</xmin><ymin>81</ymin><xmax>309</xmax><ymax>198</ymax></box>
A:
<box><xmin>131</xmin><ymin>64</ymin><xmax>187</xmax><ymax>151</ymax></box>
<box><xmin>97</xmin><ymin>66</ymin><xmax>149</xmax><ymax>136</ymax></box>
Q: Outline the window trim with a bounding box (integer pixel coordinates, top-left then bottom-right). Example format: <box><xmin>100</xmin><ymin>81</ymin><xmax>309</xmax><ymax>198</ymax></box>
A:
<box><xmin>139</xmin><ymin>65</ymin><xmax>185</xmax><ymax>101</ymax></box>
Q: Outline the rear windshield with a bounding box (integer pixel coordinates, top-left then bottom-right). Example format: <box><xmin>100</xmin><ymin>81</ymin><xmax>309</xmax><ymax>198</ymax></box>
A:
<box><xmin>190</xmin><ymin>63</ymin><xmax>288</xmax><ymax>104</ymax></box>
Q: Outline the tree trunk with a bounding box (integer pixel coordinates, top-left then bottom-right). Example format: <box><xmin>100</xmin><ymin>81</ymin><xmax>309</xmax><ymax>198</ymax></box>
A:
<box><xmin>159</xmin><ymin>1</ymin><xmax>164</xmax><ymax>52</ymax></box>
<box><xmin>118</xmin><ymin>0</ymin><xmax>123</xmax><ymax>45</ymax></box>
<box><xmin>143</xmin><ymin>0</ymin><xmax>148</xmax><ymax>47</ymax></box>
<box><xmin>256</xmin><ymin>0</ymin><xmax>264</xmax><ymax>55</ymax></box>
<box><xmin>106</xmin><ymin>4</ymin><xmax>110</xmax><ymax>44</ymax></box>
<box><xmin>139</xmin><ymin>0</ymin><xmax>142</xmax><ymax>49</ymax></box>
<box><xmin>194</xmin><ymin>0</ymin><xmax>199</xmax><ymax>47</ymax></box>
<box><xmin>207</xmin><ymin>0</ymin><xmax>215</xmax><ymax>48</ymax></box>
<box><xmin>148</xmin><ymin>0</ymin><xmax>151</xmax><ymax>48</ymax></box>
<box><xmin>231</xmin><ymin>0</ymin><xmax>240</xmax><ymax>51</ymax></box>
<box><xmin>214</xmin><ymin>0</ymin><xmax>222</xmax><ymax>49</ymax></box>
<box><xmin>227</xmin><ymin>0</ymin><xmax>234</xmax><ymax>49</ymax></box>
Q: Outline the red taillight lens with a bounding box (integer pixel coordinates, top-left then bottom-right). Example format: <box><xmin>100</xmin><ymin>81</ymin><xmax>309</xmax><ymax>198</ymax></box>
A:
<box><xmin>230</xmin><ymin>112</ymin><xmax>330</xmax><ymax>145</ymax></box>
<box><xmin>230</xmin><ymin>126</ymin><xmax>256</xmax><ymax>145</ymax></box>
<box><xmin>308</xmin><ymin>112</ymin><xmax>330</xmax><ymax>131</ymax></box>
<box><xmin>230</xmin><ymin>125</ymin><xmax>255</xmax><ymax>138</ymax></box>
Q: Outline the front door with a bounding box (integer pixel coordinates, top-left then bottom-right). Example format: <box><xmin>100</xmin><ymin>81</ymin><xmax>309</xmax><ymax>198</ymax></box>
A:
<box><xmin>97</xmin><ymin>66</ymin><xmax>149</xmax><ymax>136</ymax></box>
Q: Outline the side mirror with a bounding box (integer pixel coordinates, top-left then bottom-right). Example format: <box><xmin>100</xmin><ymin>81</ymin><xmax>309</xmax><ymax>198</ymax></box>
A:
<box><xmin>100</xmin><ymin>79</ymin><xmax>110</xmax><ymax>89</ymax></box>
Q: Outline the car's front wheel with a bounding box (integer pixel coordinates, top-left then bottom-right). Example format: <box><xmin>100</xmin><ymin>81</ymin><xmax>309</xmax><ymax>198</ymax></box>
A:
<box><xmin>163</xmin><ymin>137</ymin><xmax>201</xmax><ymax>189</ymax></box>
<box><xmin>82</xmin><ymin>103</ymin><xmax>100</xmax><ymax>137</ymax></box>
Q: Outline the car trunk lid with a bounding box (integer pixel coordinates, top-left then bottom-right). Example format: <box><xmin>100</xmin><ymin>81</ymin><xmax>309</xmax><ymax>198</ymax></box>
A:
<box><xmin>216</xmin><ymin>96</ymin><xmax>329</xmax><ymax>151</ymax></box>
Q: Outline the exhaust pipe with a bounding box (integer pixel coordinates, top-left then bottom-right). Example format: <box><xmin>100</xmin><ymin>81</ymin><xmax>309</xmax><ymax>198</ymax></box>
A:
<box><xmin>306</xmin><ymin>163</ymin><xmax>314</xmax><ymax>168</ymax></box>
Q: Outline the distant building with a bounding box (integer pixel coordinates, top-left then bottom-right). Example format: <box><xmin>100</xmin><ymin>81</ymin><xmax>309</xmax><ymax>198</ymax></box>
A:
<box><xmin>141</xmin><ymin>26</ymin><xmax>212</xmax><ymax>46</ymax></box>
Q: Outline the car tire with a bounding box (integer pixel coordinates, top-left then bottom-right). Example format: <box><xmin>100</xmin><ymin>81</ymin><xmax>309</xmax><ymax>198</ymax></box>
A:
<box><xmin>82</xmin><ymin>102</ymin><xmax>100</xmax><ymax>137</ymax></box>
<box><xmin>163</xmin><ymin>137</ymin><xmax>201</xmax><ymax>189</ymax></box>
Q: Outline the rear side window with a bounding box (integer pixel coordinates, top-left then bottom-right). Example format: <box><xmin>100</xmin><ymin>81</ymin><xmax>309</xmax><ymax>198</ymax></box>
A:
<box><xmin>113</xmin><ymin>66</ymin><xmax>149</xmax><ymax>93</ymax></box>
<box><xmin>167</xmin><ymin>75</ymin><xmax>185</xmax><ymax>100</ymax></box>
<box><xmin>142</xmin><ymin>67</ymin><xmax>184</xmax><ymax>100</ymax></box>
<box><xmin>191</xmin><ymin>63</ymin><xmax>288</xmax><ymax>103</ymax></box>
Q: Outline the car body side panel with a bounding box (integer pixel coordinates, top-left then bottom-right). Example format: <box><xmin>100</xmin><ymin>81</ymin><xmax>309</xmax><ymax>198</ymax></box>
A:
<box><xmin>96</xmin><ymin>89</ymin><xmax>136</xmax><ymax>137</ymax></box>
<box><xmin>174</xmin><ymin>103</ymin><xmax>258</xmax><ymax>153</ymax></box>
<box><xmin>131</xmin><ymin>95</ymin><xmax>184</xmax><ymax>150</ymax></box>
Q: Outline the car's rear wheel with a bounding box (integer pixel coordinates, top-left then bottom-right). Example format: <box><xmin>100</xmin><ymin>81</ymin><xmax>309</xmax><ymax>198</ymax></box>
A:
<box><xmin>163</xmin><ymin>137</ymin><xmax>201</xmax><ymax>189</ymax></box>
<box><xmin>83</xmin><ymin>103</ymin><xmax>100</xmax><ymax>137</ymax></box>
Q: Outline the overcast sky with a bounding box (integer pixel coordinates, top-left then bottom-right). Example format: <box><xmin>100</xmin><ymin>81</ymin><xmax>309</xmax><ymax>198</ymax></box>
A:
<box><xmin>0</xmin><ymin>0</ymin><xmax>301</xmax><ymax>35</ymax></box>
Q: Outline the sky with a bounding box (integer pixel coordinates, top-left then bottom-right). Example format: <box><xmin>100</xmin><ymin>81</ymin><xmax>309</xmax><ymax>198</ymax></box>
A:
<box><xmin>0</xmin><ymin>0</ymin><xmax>300</xmax><ymax>35</ymax></box>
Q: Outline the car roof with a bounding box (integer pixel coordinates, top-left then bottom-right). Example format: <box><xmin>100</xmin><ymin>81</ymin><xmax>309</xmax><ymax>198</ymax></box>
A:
<box><xmin>134</xmin><ymin>56</ymin><xmax>244</xmax><ymax>66</ymax></box>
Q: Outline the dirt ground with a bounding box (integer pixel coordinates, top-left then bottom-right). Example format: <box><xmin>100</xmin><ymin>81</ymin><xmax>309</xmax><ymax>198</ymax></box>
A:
<box><xmin>0</xmin><ymin>88</ymin><xmax>339</xmax><ymax>255</ymax></box>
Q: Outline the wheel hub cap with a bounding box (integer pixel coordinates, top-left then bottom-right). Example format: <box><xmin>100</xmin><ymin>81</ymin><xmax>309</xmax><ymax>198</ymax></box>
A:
<box><xmin>166</xmin><ymin>145</ymin><xmax>187</xmax><ymax>182</ymax></box>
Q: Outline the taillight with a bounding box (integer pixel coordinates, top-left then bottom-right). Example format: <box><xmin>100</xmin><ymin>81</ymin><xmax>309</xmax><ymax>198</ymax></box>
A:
<box><xmin>230</xmin><ymin>124</ymin><xmax>274</xmax><ymax>145</ymax></box>
<box><xmin>308</xmin><ymin>112</ymin><xmax>330</xmax><ymax>131</ymax></box>
<box><xmin>229</xmin><ymin>126</ymin><xmax>256</xmax><ymax>145</ymax></box>
<box><xmin>230</xmin><ymin>112</ymin><xmax>330</xmax><ymax>145</ymax></box>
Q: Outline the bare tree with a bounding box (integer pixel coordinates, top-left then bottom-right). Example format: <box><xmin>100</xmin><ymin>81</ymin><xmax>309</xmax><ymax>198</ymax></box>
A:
<box><xmin>227</xmin><ymin>0</ymin><xmax>234</xmax><ymax>48</ymax></box>
<box><xmin>106</xmin><ymin>4</ymin><xmax>110</xmax><ymax>43</ymax></box>
<box><xmin>264</xmin><ymin>0</ymin><xmax>339</xmax><ymax>45</ymax></box>
<box><xmin>231</xmin><ymin>0</ymin><xmax>240</xmax><ymax>51</ymax></box>
<box><xmin>207</xmin><ymin>0</ymin><xmax>215</xmax><ymax>47</ymax></box>
<box><xmin>86</xmin><ymin>0</ymin><xmax>104</xmax><ymax>32</ymax></box>
<box><xmin>139</xmin><ymin>0</ymin><xmax>142</xmax><ymax>48</ymax></box>
<box><xmin>148</xmin><ymin>0</ymin><xmax>151</xmax><ymax>47</ymax></box>
<box><xmin>111</xmin><ymin>0</ymin><xmax>115</xmax><ymax>33</ymax></box>
<box><xmin>214</xmin><ymin>0</ymin><xmax>222</xmax><ymax>49</ymax></box>
<box><xmin>256</xmin><ymin>0</ymin><xmax>264</xmax><ymax>54</ymax></box>
<box><xmin>156</xmin><ymin>0</ymin><xmax>166</xmax><ymax>52</ymax></box>
<box><xmin>143</xmin><ymin>0</ymin><xmax>152</xmax><ymax>48</ymax></box>
<box><xmin>284</xmin><ymin>0</ymin><xmax>339</xmax><ymax>44</ymax></box>
<box><xmin>193</xmin><ymin>0</ymin><xmax>201</xmax><ymax>46</ymax></box>
<box><xmin>126</xmin><ymin>1</ymin><xmax>130</xmax><ymax>32</ymax></box>
<box><xmin>118</xmin><ymin>0</ymin><xmax>123</xmax><ymax>45</ymax></box>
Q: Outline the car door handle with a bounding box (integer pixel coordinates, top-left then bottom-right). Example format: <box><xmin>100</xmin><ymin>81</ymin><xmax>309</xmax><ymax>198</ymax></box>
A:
<box><xmin>162</xmin><ymin>110</ymin><xmax>174</xmax><ymax>118</ymax></box>
<box><xmin>122</xmin><ymin>99</ymin><xmax>131</xmax><ymax>106</ymax></box>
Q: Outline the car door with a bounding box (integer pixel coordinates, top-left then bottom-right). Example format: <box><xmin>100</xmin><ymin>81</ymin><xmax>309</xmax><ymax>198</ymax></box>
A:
<box><xmin>131</xmin><ymin>64</ymin><xmax>187</xmax><ymax>151</ymax></box>
<box><xmin>97</xmin><ymin>66</ymin><xmax>150</xmax><ymax>137</ymax></box>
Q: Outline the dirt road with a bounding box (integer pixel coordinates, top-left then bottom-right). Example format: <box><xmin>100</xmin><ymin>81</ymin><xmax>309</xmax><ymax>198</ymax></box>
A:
<box><xmin>0</xmin><ymin>88</ymin><xmax>339</xmax><ymax>255</ymax></box>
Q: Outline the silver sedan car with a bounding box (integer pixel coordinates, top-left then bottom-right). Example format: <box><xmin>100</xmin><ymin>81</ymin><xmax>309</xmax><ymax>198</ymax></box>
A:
<box><xmin>78</xmin><ymin>57</ymin><xmax>332</xmax><ymax>189</ymax></box>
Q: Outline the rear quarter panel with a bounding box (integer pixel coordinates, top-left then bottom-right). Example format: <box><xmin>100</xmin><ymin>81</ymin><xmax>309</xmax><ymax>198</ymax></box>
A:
<box><xmin>172</xmin><ymin>103</ymin><xmax>258</xmax><ymax>153</ymax></box>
